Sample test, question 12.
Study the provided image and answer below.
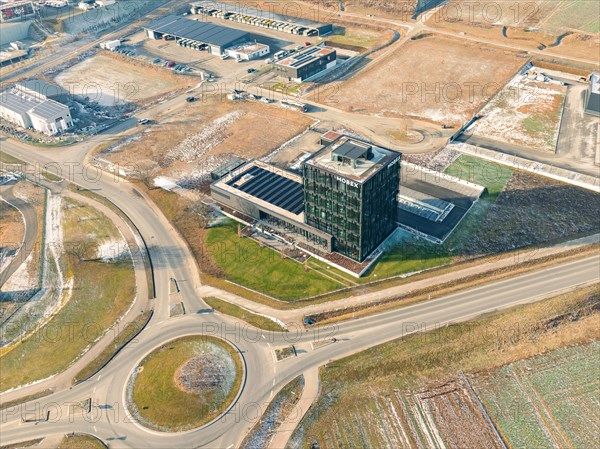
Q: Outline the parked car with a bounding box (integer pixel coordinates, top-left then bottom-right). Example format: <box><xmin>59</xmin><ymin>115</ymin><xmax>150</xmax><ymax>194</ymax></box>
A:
<box><xmin>186</xmin><ymin>96</ymin><xmax>197</xmax><ymax>103</ymax></box>
<box><xmin>247</xmin><ymin>68</ymin><xmax>257</xmax><ymax>74</ymax></box>
<box><xmin>304</xmin><ymin>41</ymin><xmax>311</xmax><ymax>46</ymax></box>
<box><xmin>166</xmin><ymin>61</ymin><xmax>175</xmax><ymax>68</ymax></box>
<box><xmin>137</xmin><ymin>118</ymin><xmax>151</xmax><ymax>125</ymax></box>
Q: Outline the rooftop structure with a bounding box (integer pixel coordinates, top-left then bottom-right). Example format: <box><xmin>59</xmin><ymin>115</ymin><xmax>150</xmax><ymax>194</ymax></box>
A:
<box><xmin>304</xmin><ymin>135</ymin><xmax>400</xmax><ymax>182</ymax></box>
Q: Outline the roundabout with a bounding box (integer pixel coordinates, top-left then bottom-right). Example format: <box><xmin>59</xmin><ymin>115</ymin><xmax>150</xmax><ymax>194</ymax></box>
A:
<box><xmin>126</xmin><ymin>335</ymin><xmax>244</xmax><ymax>433</ymax></box>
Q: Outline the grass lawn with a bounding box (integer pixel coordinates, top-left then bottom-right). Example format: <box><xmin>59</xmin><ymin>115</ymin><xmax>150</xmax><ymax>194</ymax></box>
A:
<box><xmin>364</xmin><ymin>234</ymin><xmax>451</xmax><ymax>281</ymax></box>
<box><xmin>204</xmin><ymin>297</ymin><xmax>286</xmax><ymax>332</ymax></box>
<box><xmin>73</xmin><ymin>310</ymin><xmax>152</xmax><ymax>384</ymax></box>
<box><xmin>445</xmin><ymin>155</ymin><xmax>513</xmax><ymax>201</ymax></box>
<box><xmin>292</xmin><ymin>285</ymin><xmax>599</xmax><ymax>447</ymax></box>
<box><xmin>443</xmin><ymin>155</ymin><xmax>513</xmax><ymax>252</ymax></box>
<box><xmin>130</xmin><ymin>335</ymin><xmax>242</xmax><ymax>432</ymax></box>
<box><xmin>205</xmin><ymin>221</ymin><xmax>340</xmax><ymax>301</ymax></box>
<box><xmin>0</xmin><ymin>200</ymin><xmax>136</xmax><ymax>392</ymax></box>
<box><xmin>58</xmin><ymin>434</ymin><xmax>106</xmax><ymax>449</ymax></box>
<box><xmin>0</xmin><ymin>150</ymin><xmax>25</xmax><ymax>165</ymax></box>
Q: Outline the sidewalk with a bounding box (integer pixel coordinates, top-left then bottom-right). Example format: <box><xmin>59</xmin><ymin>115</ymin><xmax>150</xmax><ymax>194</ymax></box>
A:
<box><xmin>268</xmin><ymin>367</ymin><xmax>319</xmax><ymax>449</ymax></box>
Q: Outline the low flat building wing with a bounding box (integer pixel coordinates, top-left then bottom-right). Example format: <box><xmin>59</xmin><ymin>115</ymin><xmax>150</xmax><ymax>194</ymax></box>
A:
<box><xmin>224</xmin><ymin>162</ymin><xmax>305</xmax><ymax>216</ymax></box>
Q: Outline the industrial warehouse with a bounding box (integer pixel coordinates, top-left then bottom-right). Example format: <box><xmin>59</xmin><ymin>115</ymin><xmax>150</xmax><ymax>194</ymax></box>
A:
<box><xmin>211</xmin><ymin>135</ymin><xmax>402</xmax><ymax>275</ymax></box>
<box><xmin>191</xmin><ymin>1</ymin><xmax>333</xmax><ymax>36</ymax></box>
<box><xmin>144</xmin><ymin>15</ymin><xmax>249</xmax><ymax>55</ymax></box>
<box><xmin>0</xmin><ymin>79</ymin><xmax>73</xmax><ymax>135</ymax></box>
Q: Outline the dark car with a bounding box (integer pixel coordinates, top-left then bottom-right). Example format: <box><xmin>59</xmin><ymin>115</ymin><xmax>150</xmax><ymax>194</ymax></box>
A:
<box><xmin>247</xmin><ymin>68</ymin><xmax>257</xmax><ymax>74</ymax></box>
<box><xmin>186</xmin><ymin>97</ymin><xmax>197</xmax><ymax>103</ymax></box>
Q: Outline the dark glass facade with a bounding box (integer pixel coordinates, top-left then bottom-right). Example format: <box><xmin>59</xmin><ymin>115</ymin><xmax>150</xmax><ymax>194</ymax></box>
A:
<box><xmin>303</xmin><ymin>155</ymin><xmax>401</xmax><ymax>261</ymax></box>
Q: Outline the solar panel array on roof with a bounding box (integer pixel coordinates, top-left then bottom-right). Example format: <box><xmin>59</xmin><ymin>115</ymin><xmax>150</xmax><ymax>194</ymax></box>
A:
<box><xmin>146</xmin><ymin>15</ymin><xmax>248</xmax><ymax>47</ymax></box>
<box><xmin>29</xmin><ymin>100</ymin><xmax>68</xmax><ymax>120</ymax></box>
<box><xmin>332</xmin><ymin>141</ymin><xmax>371</xmax><ymax>160</ymax></box>
<box><xmin>226</xmin><ymin>165</ymin><xmax>304</xmax><ymax>215</ymax></box>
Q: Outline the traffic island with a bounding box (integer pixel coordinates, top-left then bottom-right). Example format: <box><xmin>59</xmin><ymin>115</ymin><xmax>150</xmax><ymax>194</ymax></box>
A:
<box><xmin>126</xmin><ymin>335</ymin><xmax>243</xmax><ymax>432</ymax></box>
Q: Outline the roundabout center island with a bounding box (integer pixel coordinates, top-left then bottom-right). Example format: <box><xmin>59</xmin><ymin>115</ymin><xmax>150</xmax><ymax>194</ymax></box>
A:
<box><xmin>127</xmin><ymin>335</ymin><xmax>244</xmax><ymax>432</ymax></box>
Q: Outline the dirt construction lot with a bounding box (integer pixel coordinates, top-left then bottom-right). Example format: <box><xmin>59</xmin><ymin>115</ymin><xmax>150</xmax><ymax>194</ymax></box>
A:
<box><xmin>54</xmin><ymin>52</ymin><xmax>193</xmax><ymax>106</ymax></box>
<box><xmin>95</xmin><ymin>98</ymin><xmax>313</xmax><ymax>189</ymax></box>
<box><xmin>331</xmin><ymin>34</ymin><xmax>526</xmax><ymax>126</ymax></box>
<box><xmin>470</xmin><ymin>72</ymin><xmax>567</xmax><ymax>153</ymax></box>
<box><xmin>427</xmin><ymin>1</ymin><xmax>600</xmax><ymax>60</ymax></box>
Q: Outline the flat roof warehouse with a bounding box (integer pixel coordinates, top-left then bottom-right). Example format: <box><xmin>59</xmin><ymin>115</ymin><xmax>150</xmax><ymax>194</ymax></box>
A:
<box><xmin>145</xmin><ymin>15</ymin><xmax>248</xmax><ymax>48</ymax></box>
<box><xmin>191</xmin><ymin>1</ymin><xmax>333</xmax><ymax>36</ymax></box>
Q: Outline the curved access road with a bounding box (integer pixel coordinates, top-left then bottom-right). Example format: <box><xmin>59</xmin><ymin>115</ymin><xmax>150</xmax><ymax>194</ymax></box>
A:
<box><xmin>0</xmin><ymin>253</ymin><xmax>597</xmax><ymax>448</ymax></box>
<box><xmin>0</xmin><ymin>184</ymin><xmax>39</xmax><ymax>288</ymax></box>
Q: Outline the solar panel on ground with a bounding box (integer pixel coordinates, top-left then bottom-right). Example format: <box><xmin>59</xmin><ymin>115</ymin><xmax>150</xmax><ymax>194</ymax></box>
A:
<box><xmin>226</xmin><ymin>166</ymin><xmax>304</xmax><ymax>215</ymax></box>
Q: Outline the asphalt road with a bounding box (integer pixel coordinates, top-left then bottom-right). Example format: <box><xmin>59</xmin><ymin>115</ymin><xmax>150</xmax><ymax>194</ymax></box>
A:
<box><xmin>0</xmin><ymin>255</ymin><xmax>597</xmax><ymax>448</ymax></box>
<box><xmin>0</xmin><ymin>11</ymin><xmax>599</xmax><ymax>442</ymax></box>
<box><xmin>0</xmin><ymin>184</ymin><xmax>39</xmax><ymax>288</ymax></box>
<box><xmin>1</xmin><ymin>103</ymin><xmax>599</xmax><ymax>448</ymax></box>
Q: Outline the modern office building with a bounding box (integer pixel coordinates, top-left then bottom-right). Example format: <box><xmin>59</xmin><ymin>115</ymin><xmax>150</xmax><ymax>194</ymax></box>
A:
<box><xmin>274</xmin><ymin>45</ymin><xmax>336</xmax><ymax>82</ymax></box>
<box><xmin>303</xmin><ymin>136</ymin><xmax>401</xmax><ymax>261</ymax></box>
<box><xmin>210</xmin><ymin>135</ymin><xmax>401</xmax><ymax>267</ymax></box>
